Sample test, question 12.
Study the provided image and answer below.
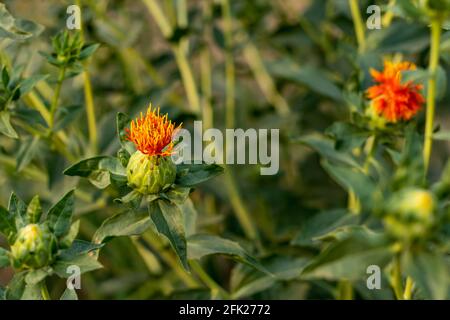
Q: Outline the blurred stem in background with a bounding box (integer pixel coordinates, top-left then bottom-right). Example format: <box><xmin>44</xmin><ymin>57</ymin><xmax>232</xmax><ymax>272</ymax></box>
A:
<box><xmin>200</xmin><ymin>1</ymin><xmax>213</xmax><ymax>130</ymax></box>
<box><xmin>423</xmin><ymin>17</ymin><xmax>442</xmax><ymax>174</ymax></box>
<box><xmin>337</xmin><ymin>279</ymin><xmax>353</xmax><ymax>300</ymax></box>
<box><xmin>76</xmin><ymin>0</ymin><xmax>98</xmax><ymax>155</ymax></box>
<box><xmin>142</xmin><ymin>0</ymin><xmax>200</xmax><ymax>113</ymax></box>
<box><xmin>348</xmin><ymin>0</ymin><xmax>366</xmax><ymax>53</ymax></box>
<box><xmin>341</xmin><ymin>0</ymin><xmax>370</xmax><ymax>298</ymax></box>
<box><xmin>221</xmin><ymin>0</ymin><xmax>235</xmax><ymax>129</ymax></box>
<box><xmin>48</xmin><ymin>66</ymin><xmax>66</xmax><ymax>133</ymax></box>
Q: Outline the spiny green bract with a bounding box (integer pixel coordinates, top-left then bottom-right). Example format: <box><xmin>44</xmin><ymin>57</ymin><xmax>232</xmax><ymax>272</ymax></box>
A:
<box><xmin>10</xmin><ymin>223</ymin><xmax>57</xmax><ymax>270</ymax></box>
<box><xmin>126</xmin><ymin>151</ymin><xmax>176</xmax><ymax>195</ymax></box>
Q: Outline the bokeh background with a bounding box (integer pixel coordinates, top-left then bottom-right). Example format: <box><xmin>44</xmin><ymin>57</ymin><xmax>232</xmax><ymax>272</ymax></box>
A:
<box><xmin>1</xmin><ymin>0</ymin><xmax>450</xmax><ymax>299</ymax></box>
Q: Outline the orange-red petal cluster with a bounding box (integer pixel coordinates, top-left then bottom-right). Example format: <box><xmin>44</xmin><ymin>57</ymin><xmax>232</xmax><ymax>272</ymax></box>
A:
<box><xmin>367</xmin><ymin>61</ymin><xmax>425</xmax><ymax>122</ymax></box>
<box><xmin>125</xmin><ymin>106</ymin><xmax>180</xmax><ymax>157</ymax></box>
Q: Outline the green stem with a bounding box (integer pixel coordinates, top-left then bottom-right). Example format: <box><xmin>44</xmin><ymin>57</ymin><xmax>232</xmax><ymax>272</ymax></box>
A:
<box><xmin>200</xmin><ymin>1</ymin><xmax>213</xmax><ymax>130</ymax></box>
<box><xmin>403</xmin><ymin>276</ymin><xmax>414</xmax><ymax>300</ymax></box>
<box><xmin>76</xmin><ymin>0</ymin><xmax>98</xmax><ymax>154</ymax></box>
<box><xmin>337</xmin><ymin>280</ymin><xmax>353</xmax><ymax>300</ymax></box>
<box><xmin>189</xmin><ymin>260</ymin><xmax>230</xmax><ymax>299</ymax></box>
<box><xmin>221</xmin><ymin>0</ymin><xmax>235</xmax><ymax>129</ymax></box>
<box><xmin>363</xmin><ymin>135</ymin><xmax>376</xmax><ymax>173</ymax></box>
<box><xmin>423</xmin><ymin>18</ymin><xmax>442</xmax><ymax>174</ymax></box>
<box><xmin>40</xmin><ymin>281</ymin><xmax>51</xmax><ymax>300</ymax></box>
<box><xmin>392</xmin><ymin>255</ymin><xmax>404</xmax><ymax>300</ymax></box>
<box><xmin>348</xmin><ymin>0</ymin><xmax>366</xmax><ymax>53</ymax></box>
<box><xmin>49</xmin><ymin>66</ymin><xmax>66</xmax><ymax>133</ymax></box>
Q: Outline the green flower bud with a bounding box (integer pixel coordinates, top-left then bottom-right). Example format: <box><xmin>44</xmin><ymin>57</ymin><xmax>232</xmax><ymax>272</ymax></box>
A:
<box><xmin>10</xmin><ymin>224</ymin><xmax>57</xmax><ymax>270</ymax></box>
<box><xmin>126</xmin><ymin>151</ymin><xmax>176</xmax><ymax>195</ymax></box>
<box><xmin>384</xmin><ymin>188</ymin><xmax>435</xmax><ymax>240</ymax></box>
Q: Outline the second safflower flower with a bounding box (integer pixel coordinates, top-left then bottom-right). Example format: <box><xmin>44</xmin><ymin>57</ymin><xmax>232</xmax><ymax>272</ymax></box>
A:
<box><xmin>367</xmin><ymin>61</ymin><xmax>425</xmax><ymax>123</ymax></box>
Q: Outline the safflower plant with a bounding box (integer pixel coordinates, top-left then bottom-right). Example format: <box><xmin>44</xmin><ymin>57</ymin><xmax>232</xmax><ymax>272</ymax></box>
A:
<box><xmin>0</xmin><ymin>0</ymin><xmax>450</xmax><ymax>301</ymax></box>
<box><xmin>0</xmin><ymin>191</ymin><xmax>102</xmax><ymax>300</ymax></box>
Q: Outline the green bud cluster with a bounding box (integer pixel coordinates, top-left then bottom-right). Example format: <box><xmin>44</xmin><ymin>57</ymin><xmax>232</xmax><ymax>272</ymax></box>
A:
<box><xmin>126</xmin><ymin>150</ymin><xmax>177</xmax><ymax>195</ymax></box>
<box><xmin>384</xmin><ymin>188</ymin><xmax>435</xmax><ymax>240</ymax></box>
<box><xmin>10</xmin><ymin>223</ymin><xmax>57</xmax><ymax>270</ymax></box>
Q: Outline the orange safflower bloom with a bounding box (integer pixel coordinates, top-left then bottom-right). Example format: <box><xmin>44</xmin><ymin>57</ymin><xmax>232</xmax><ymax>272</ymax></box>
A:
<box><xmin>367</xmin><ymin>61</ymin><xmax>425</xmax><ymax>122</ymax></box>
<box><xmin>125</xmin><ymin>106</ymin><xmax>181</xmax><ymax>157</ymax></box>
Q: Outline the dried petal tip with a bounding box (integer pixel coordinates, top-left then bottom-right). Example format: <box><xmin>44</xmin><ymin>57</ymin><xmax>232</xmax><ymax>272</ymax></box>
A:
<box><xmin>125</xmin><ymin>105</ymin><xmax>181</xmax><ymax>157</ymax></box>
<box><xmin>367</xmin><ymin>61</ymin><xmax>425</xmax><ymax>123</ymax></box>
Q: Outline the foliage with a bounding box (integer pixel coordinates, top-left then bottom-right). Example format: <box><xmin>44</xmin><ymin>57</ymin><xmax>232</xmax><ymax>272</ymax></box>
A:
<box><xmin>0</xmin><ymin>0</ymin><xmax>449</xmax><ymax>300</ymax></box>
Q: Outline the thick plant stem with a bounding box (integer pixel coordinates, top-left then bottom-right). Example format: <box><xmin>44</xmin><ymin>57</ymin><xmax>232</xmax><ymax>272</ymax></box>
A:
<box><xmin>363</xmin><ymin>135</ymin><xmax>376</xmax><ymax>173</ymax></box>
<box><xmin>403</xmin><ymin>276</ymin><xmax>414</xmax><ymax>300</ymax></box>
<box><xmin>40</xmin><ymin>281</ymin><xmax>51</xmax><ymax>300</ymax></box>
<box><xmin>49</xmin><ymin>67</ymin><xmax>66</xmax><ymax>133</ymax></box>
<box><xmin>337</xmin><ymin>280</ymin><xmax>353</xmax><ymax>300</ymax></box>
<box><xmin>189</xmin><ymin>260</ymin><xmax>230</xmax><ymax>299</ymax></box>
<box><xmin>423</xmin><ymin>19</ymin><xmax>442</xmax><ymax>173</ymax></box>
<box><xmin>173</xmin><ymin>44</ymin><xmax>201</xmax><ymax>112</ymax></box>
<box><xmin>83</xmin><ymin>72</ymin><xmax>98</xmax><ymax>154</ymax></box>
<box><xmin>348</xmin><ymin>0</ymin><xmax>366</xmax><ymax>53</ymax></box>
<box><xmin>142</xmin><ymin>0</ymin><xmax>200</xmax><ymax>113</ymax></box>
<box><xmin>77</xmin><ymin>0</ymin><xmax>98</xmax><ymax>154</ymax></box>
<box><xmin>392</xmin><ymin>255</ymin><xmax>403</xmax><ymax>300</ymax></box>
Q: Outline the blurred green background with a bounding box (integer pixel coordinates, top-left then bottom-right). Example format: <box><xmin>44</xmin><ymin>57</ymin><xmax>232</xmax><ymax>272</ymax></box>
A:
<box><xmin>1</xmin><ymin>0</ymin><xmax>450</xmax><ymax>299</ymax></box>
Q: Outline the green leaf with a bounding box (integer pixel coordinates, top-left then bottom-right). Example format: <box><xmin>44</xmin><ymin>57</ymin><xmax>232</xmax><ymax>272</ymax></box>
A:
<box><xmin>301</xmin><ymin>228</ymin><xmax>393</xmax><ymax>281</ymax></box>
<box><xmin>0</xmin><ymin>3</ymin><xmax>44</xmax><ymax>40</ymax></box>
<box><xmin>60</xmin><ymin>288</ymin><xmax>78</xmax><ymax>300</ymax></box>
<box><xmin>59</xmin><ymin>240</ymin><xmax>103</xmax><ymax>260</ymax></box>
<box><xmin>403</xmin><ymin>252</ymin><xmax>449</xmax><ymax>299</ymax></box>
<box><xmin>93</xmin><ymin>209</ymin><xmax>151</xmax><ymax>244</ymax></box>
<box><xmin>54</xmin><ymin>104</ymin><xmax>83</xmax><ymax>131</ymax></box>
<box><xmin>325</xmin><ymin>122</ymin><xmax>370</xmax><ymax>152</ymax></box>
<box><xmin>5</xmin><ymin>272</ymin><xmax>26</xmax><ymax>300</ymax></box>
<box><xmin>321</xmin><ymin>160</ymin><xmax>376</xmax><ymax>207</ymax></box>
<box><xmin>25</xmin><ymin>268</ymin><xmax>51</xmax><ymax>285</ymax></box>
<box><xmin>21</xmin><ymin>283</ymin><xmax>43</xmax><ymax>300</ymax></box>
<box><xmin>59</xmin><ymin>220</ymin><xmax>80</xmax><ymax>248</ymax></box>
<box><xmin>175</xmin><ymin>164</ymin><xmax>224</xmax><ymax>187</ymax></box>
<box><xmin>78</xmin><ymin>43</ymin><xmax>100</xmax><ymax>60</ymax></box>
<box><xmin>291</xmin><ymin>209</ymin><xmax>358</xmax><ymax>247</ymax></box>
<box><xmin>295</xmin><ymin>134</ymin><xmax>361</xmax><ymax>168</ymax></box>
<box><xmin>267</xmin><ymin>59</ymin><xmax>342</xmax><ymax>101</ymax></box>
<box><xmin>64</xmin><ymin>156</ymin><xmax>126</xmax><ymax>188</ymax></box>
<box><xmin>8</xmin><ymin>192</ymin><xmax>27</xmax><ymax>230</ymax></box>
<box><xmin>116</xmin><ymin>112</ymin><xmax>134</xmax><ymax>155</ymax></box>
<box><xmin>115</xmin><ymin>190</ymin><xmax>143</xmax><ymax>209</ymax></box>
<box><xmin>26</xmin><ymin>195</ymin><xmax>42</xmax><ymax>224</ymax></box>
<box><xmin>0</xmin><ymin>247</ymin><xmax>10</xmax><ymax>268</ymax></box>
<box><xmin>160</xmin><ymin>186</ymin><xmax>191</xmax><ymax>205</ymax></box>
<box><xmin>230</xmin><ymin>256</ymin><xmax>309</xmax><ymax>299</ymax></box>
<box><xmin>16</xmin><ymin>136</ymin><xmax>40</xmax><ymax>172</ymax></box>
<box><xmin>46</xmin><ymin>190</ymin><xmax>75</xmax><ymax>237</ymax></box>
<box><xmin>149</xmin><ymin>199</ymin><xmax>188</xmax><ymax>270</ymax></box>
<box><xmin>187</xmin><ymin>234</ymin><xmax>269</xmax><ymax>274</ymax></box>
<box><xmin>0</xmin><ymin>287</ymin><xmax>5</xmax><ymax>300</ymax></box>
<box><xmin>53</xmin><ymin>253</ymin><xmax>102</xmax><ymax>278</ymax></box>
<box><xmin>182</xmin><ymin>198</ymin><xmax>197</xmax><ymax>237</ymax></box>
<box><xmin>0</xmin><ymin>205</ymin><xmax>16</xmax><ymax>241</ymax></box>
<box><xmin>0</xmin><ymin>110</ymin><xmax>18</xmax><ymax>139</ymax></box>
<box><xmin>19</xmin><ymin>74</ymin><xmax>48</xmax><ymax>96</ymax></box>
